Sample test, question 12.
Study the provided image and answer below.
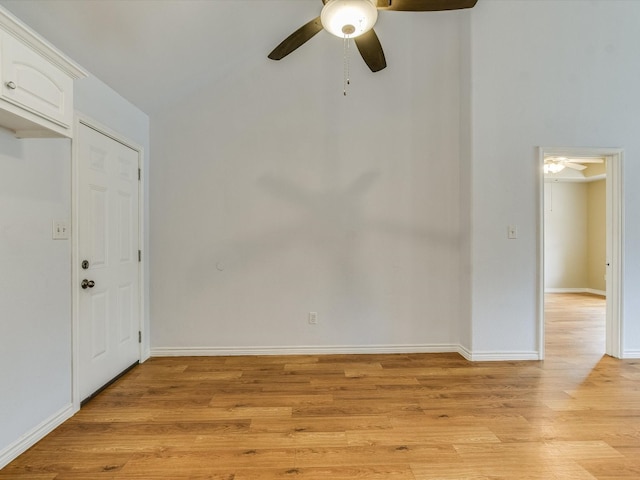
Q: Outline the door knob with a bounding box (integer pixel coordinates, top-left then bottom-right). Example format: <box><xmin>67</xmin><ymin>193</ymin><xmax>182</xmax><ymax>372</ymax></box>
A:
<box><xmin>5</xmin><ymin>81</ymin><xmax>16</xmax><ymax>90</ymax></box>
<box><xmin>81</xmin><ymin>279</ymin><xmax>95</xmax><ymax>289</ymax></box>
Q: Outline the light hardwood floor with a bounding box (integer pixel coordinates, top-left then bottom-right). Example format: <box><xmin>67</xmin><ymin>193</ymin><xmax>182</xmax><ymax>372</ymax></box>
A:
<box><xmin>2</xmin><ymin>293</ymin><xmax>640</xmax><ymax>479</ymax></box>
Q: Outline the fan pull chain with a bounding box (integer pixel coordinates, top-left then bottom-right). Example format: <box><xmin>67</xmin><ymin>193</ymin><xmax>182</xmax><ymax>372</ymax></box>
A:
<box><xmin>343</xmin><ymin>35</ymin><xmax>351</xmax><ymax>96</ymax></box>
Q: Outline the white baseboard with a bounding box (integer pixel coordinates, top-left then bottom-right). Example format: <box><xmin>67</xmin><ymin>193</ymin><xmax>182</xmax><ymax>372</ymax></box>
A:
<box><xmin>545</xmin><ymin>287</ymin><xmax>606</xmax><ymax>296</ymax></box>
<box><xmin>623</xmin><ymin>350</ymin><xmax>640</xmax><ymax>359</ymax></box>
<box><xmin>544</xmin><ymin>288</ymin><xmax>587</xmax><ymax>293</ymax></box>
<box><xmin>464</xmin><ymin>351</ymin><xmax>541</xmax><ymax>361</ymax></box>
<box><xmin>545</xmin><ymin>287</ymin><xmax>586</xmax><ymax>293</ymax></box>
<box><xmin>152</xmin><ymin>344</ymin><xmax>460</xmax><ymax>357</ymax></box>
<box><xmin>151</xmin><ymin>344</ymin><xmax>541</xmax><ymax>362</ymax></box>
<box><xmin>586</xmin><ymin>288</ymin><xmax>606</xmax><ymax>296</ymax></box>
<box><xmin>457</xmin><ymin>344</ymin><xmax>473</xmax><ymax>361</ymax></box>
<box><xmin>0</xmin><ymin>404</ymin><xmax>75</xmax><ymax>469</ymax></box>
<box><xmin>141</xmin><ymin>348</ymin><xmax>151</xmax><ymax>362</ymax></box>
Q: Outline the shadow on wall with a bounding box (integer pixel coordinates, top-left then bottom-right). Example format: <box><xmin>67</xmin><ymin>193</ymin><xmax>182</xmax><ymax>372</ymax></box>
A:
<box><xmin>189</xmin><ymin>169</ymin><xmax>459</xmax><ymax>299</ymax></box>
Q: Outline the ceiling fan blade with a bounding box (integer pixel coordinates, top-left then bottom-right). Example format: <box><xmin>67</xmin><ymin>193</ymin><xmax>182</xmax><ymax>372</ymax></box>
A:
<box><xmin>268</xmin><ymin>16</ymin><xmax>324</xmax><ymax>61</ymax></box>
<box><xmin>376</xmin><ymin>0</ymin><xmax>478</xmax><ymax>11</ymax></box>
<box><xmin>354</xmin><ymin>29</ymin><xmax>387</xmax><ymax>72</ymax></box>
<box><xmin>564</xmin><ymin>162</ymin><xmax>587</xmax><ymax>171</ymax></box>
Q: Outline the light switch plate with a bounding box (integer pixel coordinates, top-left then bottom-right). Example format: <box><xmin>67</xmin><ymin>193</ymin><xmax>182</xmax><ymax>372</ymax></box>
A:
<box><xmin>53</xmin><ymin>220</ymin><xmax>69</xmax><ymax>240</ymax></box>
<box><xmin>508</xmin><ymin>225</ymin><xmax>518</xmax><ymax>239</ymax></box>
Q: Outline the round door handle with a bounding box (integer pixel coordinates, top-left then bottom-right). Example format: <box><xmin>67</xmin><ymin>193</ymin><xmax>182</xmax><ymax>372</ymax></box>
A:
<box><xmin>81</xmin><ymin>279</ymin><xmax>95</xmax><ymax>289</ymax></box>
<box><xmin>5</xmin><ymin>81</ymin><xmax>16</xmax><ymax>90</ymax></box>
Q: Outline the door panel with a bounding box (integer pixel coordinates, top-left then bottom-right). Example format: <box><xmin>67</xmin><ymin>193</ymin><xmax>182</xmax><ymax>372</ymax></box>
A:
<box><xmin>78</xmin><ymin>123</ymin><xmax>139</xmax><ymax>401</ymax></box>
<box><xmin>89</xmin><ymin>186</ymin><xmax>107</xmax><ymax>266</ymax></box>
<box><xmin>91</xmin><ymin>292</ymin><xmax>108</xmax><ymax>358</ymax></box>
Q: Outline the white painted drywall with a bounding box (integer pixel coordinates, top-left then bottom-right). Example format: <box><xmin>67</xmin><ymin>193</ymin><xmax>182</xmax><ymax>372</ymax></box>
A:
<box><xmin>469</xmin><ymin>0</ymin><xmax>640</xmax><ymax>356</ymax></box>
<box><xmin>150</xmin><ymin>13</ymin><xmax>465</xmax><ymax>352</ymax></box>
<box><xmin>0</xmin><ymin>130</ymin><xmax>72</xmax><ymax>458</ymax></box>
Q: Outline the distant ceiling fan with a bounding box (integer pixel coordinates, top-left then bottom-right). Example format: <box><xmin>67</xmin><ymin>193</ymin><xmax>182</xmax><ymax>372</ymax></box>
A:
<box><xmin>268</xmin><ymin>0</ymin><xmax>479</xmax><ymax>73</ymax></box>
<box><xmin>544</xmin><ymin>157</ymin><xmax>604</xmax><ymax>174</ymax></box>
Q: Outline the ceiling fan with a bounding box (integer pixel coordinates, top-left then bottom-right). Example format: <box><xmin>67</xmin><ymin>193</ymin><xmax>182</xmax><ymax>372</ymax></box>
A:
<box><xmin>268</xmin><ymin>0</ymin><xmax>479</xmax><ymax>73</ymax></box>
<box><xmin>544</xmin><ymin>157</ymin><xmax>604</xmax><ymax>174</ymax></box>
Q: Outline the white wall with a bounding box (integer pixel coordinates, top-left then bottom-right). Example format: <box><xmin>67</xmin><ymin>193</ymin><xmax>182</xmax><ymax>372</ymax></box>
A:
<box><xmin>469</xmin><ymin>0</ymin><xmax>640</xmax><ymax>358</ymax></box>
<box><xmin>0</xmin><ymin>130</ymin><xmax>72</xmax><ymax>462</ymax></box>
<box><xmin>150</xmin><ymin>13</ymin><xmax>466</xmax><ymax>353</ymax></box>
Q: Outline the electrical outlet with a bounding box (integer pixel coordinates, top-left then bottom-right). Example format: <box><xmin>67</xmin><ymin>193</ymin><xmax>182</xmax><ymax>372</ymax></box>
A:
<box><xmin>52</xmin><ymin>220</ymin><xmax>69</xmax><ymax>240</ymax></box>
<box><xmin>308</xmin><ymin>312</ymin><xmax>318</xmax><ymax>325</ymax></box>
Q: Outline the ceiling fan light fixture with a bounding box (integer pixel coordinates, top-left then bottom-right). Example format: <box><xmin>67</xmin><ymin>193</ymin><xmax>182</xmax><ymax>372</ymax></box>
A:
<box><xmin>321</xmin><ymin>0</ymin><xmax>379</xmax><ymax>39</ymax></box>
<box><xmin>544</xmin><ymin>162</ymin><xmax>566</xmax><ymax>174</ymax></box>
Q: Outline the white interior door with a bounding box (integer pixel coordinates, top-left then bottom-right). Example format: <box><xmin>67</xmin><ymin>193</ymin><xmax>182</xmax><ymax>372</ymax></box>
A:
<box><xmin>77</xmin><ymin>123</ymin><xmax>140</xmax><ymax>401</ymax></box>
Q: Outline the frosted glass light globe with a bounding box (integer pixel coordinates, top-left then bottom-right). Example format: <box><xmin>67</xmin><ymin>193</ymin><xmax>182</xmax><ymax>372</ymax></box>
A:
<box><xmin>321</xmin><ymin>0</ymin><xmax>379</xmax><ymax>39</ymax></box>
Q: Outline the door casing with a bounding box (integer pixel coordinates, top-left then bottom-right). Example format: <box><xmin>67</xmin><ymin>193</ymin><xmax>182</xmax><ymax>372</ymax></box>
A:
<box><xmin>538</xmin><ymin>147</ymin><xmax>624</xmax><ymax>359</ymax></box>
<box><xmin>71</xmin><ymin>114</ymin><xmax>145</xmax><ymax>410</ymax></box>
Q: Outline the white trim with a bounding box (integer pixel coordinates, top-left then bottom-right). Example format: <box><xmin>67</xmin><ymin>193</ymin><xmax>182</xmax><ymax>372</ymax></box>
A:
<box><xmin>537</xmin><ymin>148</ymin><xmax>546</xmax><ymax>360</ymax></box>
<box><xmin>544</xmin><ymin>173</ymin><xmax>606</xmax><ymax>184</ymax></box>
<box><xmin>606</xmin><ymin>153</ymin><xmax>624</xmax><ymax>358</ymax></box>
<box><xmin>151</xmin><ymin>344</ymin><xmax>538</xmax><ymax>362</ymax></box>
<box><xmin>71</xmin><ymin>113</ymin><xmax>145</xmax><ymax>410</ymax></box>
<box><xmin>545</xmin><ymin>288</ymin><xmax>606</xmax><ymax>296</ymax></box>
<box><xmin>71</xmin><ymin>118</ymin><xmax>81</xmax><ymax>409</ymax></box>
<box><xmin>545</xmin><ymin>288</ymin><xmax>588</xmax><ymax>294</ymax></box>
<box><xmin>538</xmin><ymin>147</ymin><xmax>624</xmax><ymax>361</ymax></box>
<box><xmin>622</xmin><ymin>350</ymin><xmax>640</xmax><ymax>359</ymax></box>
<box><xmin>464</xmin><ymin>351</ymin><xmax>541</xmax><ymax>362</ymax></box>
<box><xmin>0</xmin><ymin>404</ymin><xmax>74</xmax><ymax>469</ymax></box>
<box><xmin>587</xmin><ymin>288</ymin><xmax>606</xmax><ymax>296</ymax></box>
<box><xmin>152</xmin><ymin>344</ymin><xmax>460</xmax><ymax>357</ymax></box>
<box><xmin>457</xmin><ymin>344</ymin><xmax>473</xmax><ymax>361</ymax></box>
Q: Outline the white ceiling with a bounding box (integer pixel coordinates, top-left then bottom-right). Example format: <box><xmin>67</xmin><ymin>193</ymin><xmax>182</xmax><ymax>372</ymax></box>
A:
<box><xmin>0</xmin><ymin>0</ymin><xmax>339</xmax><ymax>114</ymax></box>
<box><xmin>1</xmin><ymin>0</ymin><xmax>458</xmax><ymax>115</ymax></box>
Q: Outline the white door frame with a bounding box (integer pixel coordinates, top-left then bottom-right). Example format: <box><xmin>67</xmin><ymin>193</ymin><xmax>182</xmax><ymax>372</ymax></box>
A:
<box><xmin>537</xmin><ymin>147</ymin><xmax>624</xmax><ymax>359</ymax></box>
<box><xmin>71</xmin><ymin>114</ymin><xmax>145</xmax><ymax>410</ymax></box>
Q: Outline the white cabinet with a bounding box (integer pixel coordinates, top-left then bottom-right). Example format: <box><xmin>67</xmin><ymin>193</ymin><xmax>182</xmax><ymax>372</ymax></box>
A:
<box><xmin>0</xmin><ymin>8</ymin><xmax>86</xmax><ymax>138</ymax></box>
<box><xmin>1</xmin><ymin>32</ymin><xmax>73</xmax><ymax>131</ymax></box>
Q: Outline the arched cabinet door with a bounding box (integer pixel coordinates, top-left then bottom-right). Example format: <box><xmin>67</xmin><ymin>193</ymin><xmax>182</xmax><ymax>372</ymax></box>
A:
<box><xmin>0</xmin><ymin>7</ymin><xmax>86</xmax><ymax>138</ymax></box>
<box><xmin>1</xmin><ymin>32</ymin><xmax>72</xmax><ymax>128</ymax></box>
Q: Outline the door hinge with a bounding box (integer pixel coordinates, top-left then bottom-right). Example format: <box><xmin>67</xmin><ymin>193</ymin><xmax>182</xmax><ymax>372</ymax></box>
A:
<box><xmin>138</xmin><ymin>331</ymin><xmax>142</xmax><ymax>343</ymax></box>
<box><xmin>138</xmin><ymin>168</ymin><xmax>141</xmax><ymax>181</ymax></box>
<box><xmin>138</xmin><ymin>250</ymin><xmax>142</xmax><ymax>262</ymax></box>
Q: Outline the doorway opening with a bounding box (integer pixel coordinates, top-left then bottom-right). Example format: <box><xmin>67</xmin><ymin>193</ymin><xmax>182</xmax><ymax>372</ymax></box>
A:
<box><xmin>538</xmin><ymin>147</ymin><xmax>623</xmax><ymax>360</ymax></box>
